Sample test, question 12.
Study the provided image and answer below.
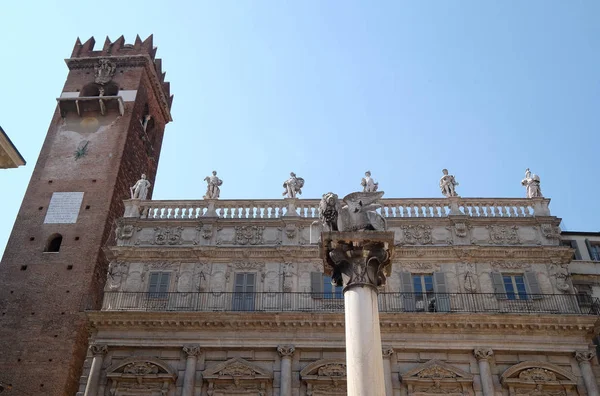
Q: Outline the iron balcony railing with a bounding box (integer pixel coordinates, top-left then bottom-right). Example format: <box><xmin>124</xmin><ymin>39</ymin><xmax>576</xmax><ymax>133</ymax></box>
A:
<box><xmin>97</xmin><ymin>292</ymin><xmax>600</xmax><ymax>315</ymax></box>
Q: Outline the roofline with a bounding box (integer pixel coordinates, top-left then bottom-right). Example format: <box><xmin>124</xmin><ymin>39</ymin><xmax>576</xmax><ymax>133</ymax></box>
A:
<box><xmin>561</xmin><ymin>231</ymin><xmax>600</xmax><ymax>237</ymax></box>
<box><xmin>0</xmin><ymin>125</ymin><xmax>26</xmax><ymax>166</ymax></box>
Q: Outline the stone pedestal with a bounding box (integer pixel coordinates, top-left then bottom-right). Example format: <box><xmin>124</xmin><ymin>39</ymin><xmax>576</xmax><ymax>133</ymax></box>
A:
<box><xmin>123</xmin><ymin>199</ymin><xmax>142</xmax><ymax>218</ymax></box>
<box><xmin>204</xmin><ymin>199</ymin><xmax>218</xmax><ymax>217</ymax></box>
<box><xmin>575</xmin><ymin>350</ymin><xmax>599</xmax><ymax>396</ymax></box>
<box><xmin>182</xmin><ymin>345</ymin><xmax>201</xmax><ymax>396</ymax></box>
<box><xmin>83</xmin><ymin>344</ymin><xmax>108</xmax><ymax>396</ymax></box>
<box><xmin>283</xmin><ymin>198</ymin><xmax>299</xmax><ymax>217</ymax></box>
<box><xmin>474</xmin><ymin>348</ymin><xmax>495</xmax><ymax>396</ymax></box>
<box><xmin>277</xmin><ymin>345</ymin><xmax>295</xmax><ymax>396</ymax></box>
<box><xmin>321</xmin><ymin>231</ymin><xmax>394</xmax><ymax>396</ymax></box>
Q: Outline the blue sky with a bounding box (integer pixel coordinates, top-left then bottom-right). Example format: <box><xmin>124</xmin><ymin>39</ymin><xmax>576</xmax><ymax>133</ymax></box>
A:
<box><xmin>1</xmin><ymin>1</ymin><xmax>599</xmax><ymax>256</ymax></box>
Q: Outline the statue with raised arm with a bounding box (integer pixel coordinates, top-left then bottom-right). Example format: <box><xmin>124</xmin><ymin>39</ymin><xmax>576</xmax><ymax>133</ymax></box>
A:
<box><xmin>130</xmin><ymin>174</ymin><xmax>151</xmax><ymax>200</ymax></box>
<box><xmin>361</xmin><ymin>171</ymin><xmax>379</xmax><ymax>192</ymax></box>
<box><xmin>521</xmin><ymin>168</ymin><xmax>542</xmax><ymax>198</ymax></box>
<box><xmin>439</xmin><ymin>169</ymin><xmax>459</xmax><ymax>197</ymax></box>
<box><xmin>282</xmin><ymin>172</ymin><xmax>304</xmax><ymax>198</ymax></box>
<box><xmin>204</xmin><ymin>171</ymin><xmax>223</xmax><ymax>199</ymax></box>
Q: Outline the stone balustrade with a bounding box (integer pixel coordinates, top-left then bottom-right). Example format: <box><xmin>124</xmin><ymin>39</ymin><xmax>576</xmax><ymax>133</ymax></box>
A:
<box><xmin>123</xmin><ymin>197</ymin><xmax>550</xmax><ymax>219</ymax></box>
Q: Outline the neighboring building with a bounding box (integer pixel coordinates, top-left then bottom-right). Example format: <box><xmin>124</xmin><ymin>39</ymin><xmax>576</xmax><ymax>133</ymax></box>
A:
<box><xmin>0</xmin><ymin>36</ymin><xmax>172</xmax><ymax>396</ymax></box>
<box><xmin>0</xmin><ymin>126</ymin><xmax>25</xmax><ymax>169</ymax></box>
<box><xmin>1</xmin><ymin>35</ymin><xmax>600</xmax><ymax>396</ymax></box>
<box><xmin>561</xmin><ymin>231</ymin><xmax>600</xmax><ymax>304</ymax></box>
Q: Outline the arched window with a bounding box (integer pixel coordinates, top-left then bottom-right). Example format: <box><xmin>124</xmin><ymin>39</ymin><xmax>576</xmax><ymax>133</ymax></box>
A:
<box><xmin>80</xmin><ymin>82</ymin><xmax>118</xmax><ymax>97</ymax></box>
<box><xmin>45</xmin><ymin>234</ymin><xmax>63</xmax><ymax>253</ymax></box>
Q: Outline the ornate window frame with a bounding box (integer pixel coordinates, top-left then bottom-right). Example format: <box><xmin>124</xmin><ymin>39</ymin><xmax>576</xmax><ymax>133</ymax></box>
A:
<box><xmin>300</xmin><ymin>359</ymin><xmax>347</xmax><ymax>396</ymax></box>
<box><xmin>400</xmin><ymin>359</ymin><xmax>474</xmax><ymax>395</ymax></box>
<box><xmin>105</xmin><ymin>357</ymin><xmax>177</xmax><ymax>396</ymax></box>
<box><xmin>203</xmin><ymin>357</ymin><xmax>272</xmax><ymax>396</ymax></box>
<box><xmin>500</xmin><ymin>361</ymin><xmax>578</xmax><ymax>396</ymax></box>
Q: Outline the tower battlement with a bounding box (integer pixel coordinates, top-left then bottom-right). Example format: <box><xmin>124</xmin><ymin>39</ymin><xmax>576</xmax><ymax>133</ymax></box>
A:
<box><xmin>68</xmin><ymin>35</ymin><xmax>172</xmax><ymax>111</ymax></box>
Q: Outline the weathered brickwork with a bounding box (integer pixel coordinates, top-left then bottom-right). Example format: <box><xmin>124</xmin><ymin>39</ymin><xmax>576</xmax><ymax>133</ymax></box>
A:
<box><xmin>0</xmin><ymin>35</ymin><xmax>172</xmax><ymax>395</ymax></box>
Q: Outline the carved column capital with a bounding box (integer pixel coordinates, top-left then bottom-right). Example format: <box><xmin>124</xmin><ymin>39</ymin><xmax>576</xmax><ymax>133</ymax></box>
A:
<box><xmin>382</xmin><ymin>347</ymin><xmax>394</xmax><ymax>358</ymax></box>
<box><xmin>474</xmin><ymin>347</ymin><xmax>494</xmax><ymax>361</ymax></box>
<box><xmin>575</xmin><ymin>350</ymin><xmax>596</xmax><ymax>363</ymax></box>
<box><xmin>90</xmin><ymin>344</ymin><xmax>108</xmax><ymax>357</ymax></box>
<box><xmin>277</xmin><ymin>345</ymin><xmax>296</xmax><ymax>357</ymax></box>
<box><xmin>183</xmin><ymin>344</ymin><xmax>202</xmax><ymax>357</ymax></box>
<box><xmin>323</xmin><ymin>233</ymin><xmax>394</xmax><ymax>291</ymax></box>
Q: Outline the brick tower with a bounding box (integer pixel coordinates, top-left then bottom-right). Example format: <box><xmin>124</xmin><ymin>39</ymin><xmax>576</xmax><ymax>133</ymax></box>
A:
<box><xmin>0</xmin><ymin>35</ymin><xmax>172</xmax><ymax>395</ymax></box>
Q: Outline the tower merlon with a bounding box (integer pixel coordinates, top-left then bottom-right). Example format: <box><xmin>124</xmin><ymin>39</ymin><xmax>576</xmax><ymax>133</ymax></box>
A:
<box><xmin>66</xmin><ymin>35</ymin><xmax>173</xmax><ymax>122</ymax></box>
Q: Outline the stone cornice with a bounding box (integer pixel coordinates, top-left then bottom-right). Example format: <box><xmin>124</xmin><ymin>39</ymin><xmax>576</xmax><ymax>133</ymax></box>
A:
<box><xmin>105</xmin><ymin>245</ymin><xmax>572</xmax><ymax>264</ymax></box>
<box><xmin>87</xmin><ymin>311</ymin><xmax>598</xmax><ymax>336</ymax></box>
<box><xmin>65</xmin><ymin>55</ymin><xmax>172</xmax><ymax>122</ymax></box>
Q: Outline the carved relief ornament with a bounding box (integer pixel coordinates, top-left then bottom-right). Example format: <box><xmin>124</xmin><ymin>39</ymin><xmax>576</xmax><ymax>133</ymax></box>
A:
<box><xmin>501</xmin><ymin>361</ymin><xmax>577</xmax><ymax>396</ymax></box>
<box><xmin>487</xmin><ymin>225</ymin><xmax>520</xmax><ymax>245</ymax></box>
<box><xmin>401</xmin><ymin>359</ymin><xmax>474</xmax><ymax>396</ymax></box>
<box><xmin>153</xmin><ymin>226</ymin><xmax>183</xmax><ymax>245</ymax></box>
<box><xmin>301</xmin><ymin>359</ymin><xmax>347</xmax><ymax>396</ymax></box>
<box><xmin>94</xmin><ymin>59</ymin><xmax>116</xmax><ymax>85</ymax></box>
<box><xmin>401</xmin><ymin>225</ymin><xmax>433</xmax><ymax>245</ymax></box>
<box><xmin>540</xmin><ymin>223</ymin><xmax>560</xmax><ymax>239</ymax></box>
<box><xmin>234</xmin><ymin>225</ymin><xmax>265</xmax><ymax>245</ymax></box>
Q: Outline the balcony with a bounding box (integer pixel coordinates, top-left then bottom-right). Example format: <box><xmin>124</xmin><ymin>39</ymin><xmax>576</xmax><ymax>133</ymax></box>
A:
<box><xmin>97</xmin><ymin>292</ymin><xmax>599</xmax><ymax>315</ymax></box>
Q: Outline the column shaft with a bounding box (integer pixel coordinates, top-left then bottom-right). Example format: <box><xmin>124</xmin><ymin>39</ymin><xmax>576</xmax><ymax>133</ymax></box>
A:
<box><xmin>345</xmin><ymin>286</ymin><xmax>385</xmax><ymax>396</ymax></box>
<box><xmin>579</xmin><ymin>360</ymin><xmax>600</xmax><ymax>396</ymax></box>
<box><xmin>383</xmin><ymin>357</ymin><xmax>393</xmax><ymax>396</ymax></box>
<box><xmin>182</xmin><ymin>356</ymin><xmax>197</xmax><ymax>396</ymax></box>
<box><xmin>83</xmin><ymin>355</ymin><xmax>104</xmax><ymax>396</ymax></box>
<box><xmin>477</xmin><ymin>358</ymin><xmax>494</xmax><ymax>396</ymax></box>
<box><xmin>280</xmin><ymin>356</ymin><xmax>292</xmax><ymax>396</ymax></box>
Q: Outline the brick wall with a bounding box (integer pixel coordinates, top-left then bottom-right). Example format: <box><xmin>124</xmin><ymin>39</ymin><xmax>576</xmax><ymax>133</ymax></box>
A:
<box><xmin>0</xmin><ymin>36</ymin><xmax>171</xmax><ymax>395</ymax></box>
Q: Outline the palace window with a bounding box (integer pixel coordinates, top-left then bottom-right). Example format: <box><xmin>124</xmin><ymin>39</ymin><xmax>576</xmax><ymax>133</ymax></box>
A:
<box><xmin>311</xmin><ymin>273</ymin><xmax>343</xmax><ymax>299</ymax></box>
<box><xmin>147</xmin><ymin>272</ymin><xmax>170</xmax><ymax>299</ymax></box>
<box><xmin>399</xmin><ymin>272</ymin><xmax>450</xmax><ymax>312</ymax></box>
<box><xmin>503</xmin><ymin>275</ymin><xmax>528</xmax><ymax>300</ymax></box>
<box><xmin>585</xmin><ymin>239</ymin><xmax>600</xmax><ymax>261</ymax></box>
<box><xmin>233</xmin><ymin>272</ymin><xmax>255</xmax><ymax>311</ymax></box>
<box><xmin>490</xmin><ymin>272</ymin><xmax>542</xmax><ymax>300</ymax></box>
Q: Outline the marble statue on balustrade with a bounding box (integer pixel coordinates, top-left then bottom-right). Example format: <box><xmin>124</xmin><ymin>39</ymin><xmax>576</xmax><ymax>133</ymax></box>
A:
<box><xmin>361</xmin><ymin>171</ymin><xmax>379</xmax><ymax>192</ymax></box>
<box><xmin>318</xmin><ymin>191</ymin><xmax>386</xmax><ymax>232</ymax></box>
<box><xmin>439</xmin><ymin>169</ymin><xmax>459</xmax><ymax>197</ymax></box>
<box><xmin>521</xmin><ymin>168</ymin><xmax>543</xmax><ymax>198</ymax></box>
<box><xmin>204</xmin><ymin>171</ymin><xmax>223</xmax><ymax>199</ymax></box>
<box><xmin>130</xmin><ymin>174</ymin><xmax>151</xmax><ymax>200</ymax></box>
<box><xmin>282</xmin><ymin>172</ymin><xmax>304</xmax><ymax>198</ymax></box>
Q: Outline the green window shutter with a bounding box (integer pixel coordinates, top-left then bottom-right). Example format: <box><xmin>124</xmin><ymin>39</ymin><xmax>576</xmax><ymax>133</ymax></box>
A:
<box><xmin>158</xmin><ymin>273</ymin><xmax>170</xmax><ymax>293</ymax></box>
<box><xmin>311</xmin><ymin>272</ymin><xmax>324</xmax><ymax>295</ymax></box>
<box><xmin>433</xmin><ymin>272</ymin><xmax>450</xmax><ymax>312</ymax></box>
<box><xmin>524</xmin><ymin>271</ymin><xmax>543</xmax><ymax>299</ymax></box>
<box><xmin>400</xmin><ymin>272</ymin><xmax>416</xmax><ymax>312</ymax></box>
<box><xmin>148</xmin><ymin>272</ymin><xmax>160</xmax><ymax>293</ymax></box>
<box><xmin>570</xmin><ymin>240</ymin><xmax>582</xmax><ymax>260</ymax></box>
<box><xmin>490</xmin><ymin>272</ymin><xmax>506</xmax><ymax>300</ymax></box>
<box><xmin>586</xmin><ymin>239</ymin><xmax>600</xmax><ymax>261</ymax></box>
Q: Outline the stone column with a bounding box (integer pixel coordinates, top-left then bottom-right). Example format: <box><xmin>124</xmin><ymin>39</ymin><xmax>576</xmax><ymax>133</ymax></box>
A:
<box><xmin>83</xmin><ymin>344</ymin><xmax>108</xmax><ymax>396</ymax></box>
<box><xmin>322</xmin><ymin>232</ymin><xmax>394</xmax><ymax>396</ymax></box>
<box><xmin>474</xmin><ymin>348</ymin><xmax>494</xmax><ymax>396</ymax></box>
<box><xmin>277</xmin><ymin>345</ymin><xmax>295</xmax><ymax>396</ymax></box>
<box><xmin>182</xmin><ymin>345</ymin><xmax>202</xmax><ymax>396</ymax></box>
<box><xmin>575</xmin><ymin>350</ymin><xmax>599</xmax><ymax>396</ymax></box>
<box><xmin>382</xmin><ymin>347</ymin><xmax>394</xmax><ymax>396</ymax></box>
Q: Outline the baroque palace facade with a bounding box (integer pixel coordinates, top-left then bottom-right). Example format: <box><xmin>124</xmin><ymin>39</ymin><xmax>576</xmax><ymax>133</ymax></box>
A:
<box><xmin>0</xmin><ymin>35</ymin><xmax>599</xmax><ymax>396</ymax></box>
